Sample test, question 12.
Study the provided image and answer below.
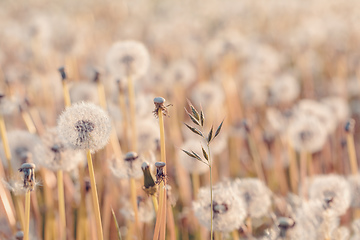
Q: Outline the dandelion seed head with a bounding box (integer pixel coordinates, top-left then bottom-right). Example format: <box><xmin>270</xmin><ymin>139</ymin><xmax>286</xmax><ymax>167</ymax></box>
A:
<box><xmin>233</xmin><ymin>178</ymin><xmax>272</xmax><ymax>218</ymax></box>
<box><xmin>332</xmin><ymin>226</ymin><xmax>350</xmax><ymax>240</ymax></box>
<box><xmin>69</xmin><ymin>82</ymin><xmax>99</xmax><ymax>104</ymax></box>
<box><xmin>33</xmin><ymin>128</ymin><xmax>85</xmax><ymax>172</ymax></box>
<box><xmin>178</xmin><ymin>139</ymin><xmax>209</xmax><ymax>175</ymax></box>
<box><xmin>268</xmin><ymin>73</ymin><xmax>300</xmax><ymax>105</ymax></box>
<box><xmin>106</xmin><ymin>40</ymin><xmax>150</xmax><ymax>80</ymax></box>
<box><xmin>110</xmin><ymin>152</ymin><xmax>155</xmax><ymax>180</ymax></box>
<box><xmin>136</xmin><ymin>118</ymin><xmax>160</xmax><ymax>155</ymax></box>
<box><xmin>0</xmin><ymin>130</ymin><xmax>41</xmax><ymax>170</ymax></box>
<box><xmin>193</xmin><ymin>182</ymin><xmax>246</xmax><ymax>232</ymax></box>
<box><xmin>297</xmin><ymin>99</ymin><xmax>337</xmax><ymax>134</ymax></box>
<box><xmin>164</xmin><ymin>59</ymin><xmax>196</xmax><ymax>88</ymax></box>
<box><xmin>308</xmin><ymin>174</ymin><xmax>351</xmax><ymax>216</ymax></box>
<box><xmin>287</xmin><ymin>114</ymin><xmax>327</xmax><ymax>153</ymax></box>
<box><xmin>120</xmin><ymin>196</ymin><xmax>155</xmax><ymax>223</ymax></box>
<box><xmin>0</xmin><ymin>94</ymin><xmax>17</xmax><ymax>116</ymax></box>
<box><xmin>346</xmin><ymin>174</ymin><xmax>360</xmax><ymax>208</ymax></box>
<box><xmin>321</xmin><ymin>96</ymin><xmax>349</xmax><ymax>124</ymax></box>
<box><xmin>57</xmin><ymin>102</ymin><xmax>112</xmax><ymax>151</ymax></box>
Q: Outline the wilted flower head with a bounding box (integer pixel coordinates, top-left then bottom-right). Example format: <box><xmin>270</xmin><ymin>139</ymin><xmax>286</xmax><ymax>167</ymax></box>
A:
<box><xmin>233</xmin><ymin>178</ymin><xmax>272</xmax><ymax>218</ymax></box>
<box><xmin>193</xmin><ymin>181</ymin><xmax>246</xmax><ymax>232</ymax></box>
<box><xmin>106</xmin><ymin>40</ymin><xmax>150</xmax><ymax>80</ymax></box>
<box><xmin>308</xmin><ymin>174</ymin><xmax>351</xmax><ymax>216</ymax></box>
<box><xmin>18</xmin><ymin>163</ymin><xmax>36</xmax><ymax>191</ymax></box>
<box><xmin>110</xmin><ymin>151</ymin><xmax>155</xmax><ymax>179</ymax></box>
<box><xmin>69</xmin><ymin>82</ymin><xmax>99</xmax><ymax>104</ymax></box>
<box><xmin>33</xmin><ymin>128</ymin><xmax>85</xmax><ymax>172</ymax></box>
<box><xmin>268</xmin><ymin>73</ymin><xmax>300</xmax><ymax>105</ymax></box>
<box><xmin>179</xmin><ymin>139</ymin><xmax>209</xmax><ymax>175</ymax></box>
<box><xmin>0</xmin><ymin>130</ymin><xmax>41</xmax><ymax>170</ymax></box>
<box><xmin>120</xmin><ymin>196</ymin><xmax>155</xmax><ymax>223</ymax></box>
<box><xmin>287</xmin><ymin>114</ymin><xmax>327</xmax><ymax>153</ymax></box>
<box><xmin>57</xmin><ymin>102</ymin><xmax>112</xmax><ymax>151</ymax></box>
<box><xmin>297</xmin><ymin>99</ymin><xmax>336</xmax><ymax>134</ymax></box>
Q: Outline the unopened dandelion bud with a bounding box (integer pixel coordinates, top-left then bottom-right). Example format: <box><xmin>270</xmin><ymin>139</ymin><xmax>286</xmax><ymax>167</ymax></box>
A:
<box><xmin>345</xmin><ymin>119</ymin><xmax>355</xmax><ymax>133</ymax></box>
<box><xmin>142</xmin><ymin>161</ymin><xmax>157</xmax><ymax>195</ymax></box>
<box><xmin>278</xmin><ymin>217</ymin><xmax>295</xmax><ymax>238</ymax></box>
<box><xmin>18</xmin><ymin>163</ymin><xmax>36</xmax><ymax>191</ymax></box>
<box><xmin>15</xmin><ymin>231</ymin><xmax>24</xmax><ymax>240</ymax></box>
<box><xmin>58</xmin><ymin>66</ymin><xmax>67</xmax><ymax>81</ymax></box>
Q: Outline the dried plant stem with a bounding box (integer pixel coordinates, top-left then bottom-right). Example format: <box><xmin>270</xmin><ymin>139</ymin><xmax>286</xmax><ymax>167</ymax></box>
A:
<box><xmin>76</xmin><ymin>164</ymin><xmax>87</xmax><ymax>240</ymax></box>
<box><xmin>247</xmin><ymin>134</ymin><xmax>266</xmax><ymax>183</ymax></box>
<box><xmin>152</xmin><ymin>195</ymin><xmax>159</xmax><ymax>213</ymax></box>
<box><xmin>86</xmin><ymin>149</ymin><xmax>103</xmax><ymax>240</ymax></box>
<box><xmin>300</xmin><ymin>150</ymin><xmax>308</xmax><ymax>199</ymax></box>
<box><xmin>24</xmin><ymin>190</ymin><xmax>31</xmax><ymax>240</ymax></box>
<box><xmin>167</xmin><ymin>200</ymin><xmax>176</xmax><ymax>240</ymax></box>
<box><xmin>206</xmin><ymin>143</ymin><xmax>214</xmax><ymax>240</ymax></box>
<box><xmin>0</xmin><ymin>179</ymin><xmax>16</xmax><ymax>232</ymax></box>
<box><xmin>0</xmin><ymin>114</ymin><xmax>13</xmax><ymax>175</ymax></box>
<box><xmin>127</xmin><ymin>76</ymin><xmax>137</xmax><ymax>151</ymax></box>
<box><xmin>232</xmin><ymin>230</ymin><xmax>239</xmax><ymax>240</ymax></box>
<box><xmin>346</xmin><ymin>132</ymin><xmax>358</xmax><ymax>175</ymax></box>
<box><xmin>153</xmin><ymin>108</ymin><xmax>167</xmax><ymax>240</ymax></box>
<box><xmin>118</xmin><ymin>84</ymin><xmax>129</xmax><ymax>152</ymax></box>
<box><xmin>287</xmin><ymin>143</ymin><xmax>299</xmax><ymax>194</ymax></box>
<box><xmin>57</xmin><ymin>170</ymin><xmax>66</xmax><ymax>239</ymax></box>
<box><xmin>129</xmin><ymin>178</ymin><xmax>140</xmax><ymax>228</ymax></box>
<box><xmin>61</xmin><ymin>81</ymin><xmax>71</xmax><ymax>108</ymax></box>
<box><xmin>214</xmin><ymin>231</ymin><xmax>222</xmax><ymax>240</ymax></box>
<box><xmin>21</xmin><ymin>111</ymin><xmax>36</xmax><ymax>134</ymax></box>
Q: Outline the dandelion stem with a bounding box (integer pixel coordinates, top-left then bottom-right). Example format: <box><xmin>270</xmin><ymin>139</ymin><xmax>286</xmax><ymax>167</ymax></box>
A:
<box><xmin>192</xmin><ymin>173</ymin><xmax>200</xmax><ymax>199</ymax></box>
<box><xmin>300</xmin><ymin>150</ymin><xmax>308</xmax><ymax>199</ymax></box>
<box><xmin>24</xmin><ymin>190</ymin><xmax>31</xmax><ymax>240</ymax></box>
<box><xmin>0</xmin><ymin>114</ymin><xmax>13</xmax><ymax>176</ymax></box>
<box><xmin>61</xmin><ymin>81</ymin><xmax>71</xmax><ymax>108</ymax></box>
<box><xmin>86</xmin><ymin>149</ymin><xmax>103</xmax><ymax>240</ymax></box>
<box><xmin>232</xmin><ymin>230</ymin><xmax>239</xmax><ymax>240</ymax></box>
<box><xmin>57</xmin><ymin>170</ymin><xmax>66</xmax><ymax>239</ymax></box>
<box><xmin>21</xmin><ymin>111</ymin><xmax>36</xmax><ymax>134</ymax></box>
<box><xmin>152</xmin><ymin>195</ymin><xmax>159</xmax><ymax>213</ymax></box>
<box><xmin>127</xmin><ymin>75</ymin><xmax>137</xmax><ymax>151</ymax></box>
<box><xmin>129</xmin><ymin>178</ymin><xmax>140</xmax><ymax>228</ymax></box>
<box><xmin>346</xmin><ymin>131</ymin><xmax>358</xmax><ymax>175</ymax></box>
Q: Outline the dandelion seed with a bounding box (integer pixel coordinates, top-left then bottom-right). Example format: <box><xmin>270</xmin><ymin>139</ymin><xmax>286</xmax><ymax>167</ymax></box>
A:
<box><xmin>233</xmin><ymin>178</ymin><xmax>272</xmax><ymax>218</ymax></box>
<box><xmin>33</xmin><ymin>128</ymin><xmax>85</xmax><ymax>172</ymax></box>
<box><xmin>308</xmin><ymin>174</ymin><xmax>351</xmax><ymax>216</ymax></box>
<box><xmin>193</xmin><ymin>182</ymin><xmax>246</xmax><ymax>232</ymax></box>
<box><xmin>106</xmin><ymin>40</ymin><xmax>150</xmax><ymax>80</ymax></box>
<box><xmin>0</xmin><ymin>130</ymin><xmax>41</xmax><ymax>171</ymax></box>
<box><xmin>57</xmin><ymin>102</ymin><xmax>111</xmax><ymax>151</ymax></box>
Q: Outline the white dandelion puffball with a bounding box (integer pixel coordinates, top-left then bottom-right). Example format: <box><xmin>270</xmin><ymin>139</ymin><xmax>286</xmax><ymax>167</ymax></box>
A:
<box><xmin>57</xmin><ymin>102</ymin><xmax>112</xmax><ymax>151</ymax></box>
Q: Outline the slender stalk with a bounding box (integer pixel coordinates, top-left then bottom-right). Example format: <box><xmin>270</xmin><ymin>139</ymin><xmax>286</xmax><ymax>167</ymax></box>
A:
<box><xmin>0</xmin><ymin>179</ymin><xmax>16</xmax><ymax>232</ymax></box>
<box><xmin>127</xmin><ymin>76</ymin><xmax>137</xmax><ymax>151</ymax></box>
<box><xmin>57</xmin><ymin>170</ymin><xmax>66</xmax><ymax>239</ymax></box>
<box><xmin>0</xmin><ymin>114</ymin><xmax>13</xmax><ymax>175</ymax></box>
<box><xmin>61</xmin><ymin>81</ymin><xmax>71</xmax><ymax>108</ymax></box>
<box><xmin>152</xmin><ymin>195</ymin><xmax>159</xmax><ymax>213</ymax></box>
<box><xmin>21</xmin><ymin>111</ymin><xmax>36</xmax><ymax>134</ymax></box>
<box><xmin>300</xmin><ymin>150</ymin><xmax>308</xmax><ymax>199</ymax></box>
<box><xmin>130</xmin><ymin>178</ymin><xmax>140</xmax><ymax>228</ymax></box>
<box><xmin>24</xmin><ymin>190</ymin><xmax>31</xmax><ymax>240</ymax></box>
<box><xmin>86</xmin><ymin>149</ymin><xmax>103</xmax><ymax>240</ymax></box>
<box><xmin>346</xmin><ymin>132</ymin><xmax>358</xmax><ymax>175</ymax></box>
<box><xmin>287</xmin><ymin>142</ymin><xmax>299</xmax><ymax>194</ymax></box>
<box><xmin>207</xmin><ymin>144</ymin><xmax>213</xmax><ymax>240</ymax></box>
<box><xmin>167</xmin><ymin>197</ymin><xmax>176</xmax><ymax>240</ymax></box>
<box><xmin>232</xmin><ymin>230</ymin><xmax>239</xmax><ymax>240</ymax></box>
<box><xmin>191</xmin><ymin>173</ymin><xmax>200</xmax><ymax>199</ymax></box>
<box><xmin>247</xmin><ymin>134</ymin><xmax>266</xmax><ymax>183</ymax></box>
